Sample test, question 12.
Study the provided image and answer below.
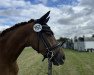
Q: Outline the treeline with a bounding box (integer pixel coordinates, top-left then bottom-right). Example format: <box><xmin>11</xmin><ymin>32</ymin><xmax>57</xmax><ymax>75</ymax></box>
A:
<box><xmin>57</xmin><ymin>37</ymin><xmax>74</xmax><ymax>49</ymax></box>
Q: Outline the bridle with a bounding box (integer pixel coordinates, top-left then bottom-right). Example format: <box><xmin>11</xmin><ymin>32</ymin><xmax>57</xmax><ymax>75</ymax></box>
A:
<box><xmin>33</xmin><ymin>22</ymin><xmax>63</xmax><ymax>61</ymax></box>
<box><xmin>39</xmin><ymin>32</ymin><xmax>62</xmax><ymax>61</ymax></box>
<box><xmin>32</xmin><ymin>11</ymin><xmax>64</xmax><ymax>75</ymax></box>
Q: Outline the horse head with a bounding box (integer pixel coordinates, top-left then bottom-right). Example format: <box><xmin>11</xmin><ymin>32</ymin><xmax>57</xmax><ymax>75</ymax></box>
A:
<box><xmin>28</xmin><ymin>11</ymin><xmax>65</xmax><ymax>65</ymax></box>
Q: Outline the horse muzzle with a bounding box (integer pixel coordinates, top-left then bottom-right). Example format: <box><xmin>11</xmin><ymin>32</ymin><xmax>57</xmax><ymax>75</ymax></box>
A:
<box><xmin>51</xmin><ymin>50</ymin><xmax>65</xmax><ymax>66</ymax></box>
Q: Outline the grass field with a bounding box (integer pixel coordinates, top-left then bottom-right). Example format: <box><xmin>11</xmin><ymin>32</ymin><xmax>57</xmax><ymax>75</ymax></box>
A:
<box><xmin>18</xmin><ymin>48</ymin><xmax>94</xmax><ymax>75</ymax></box>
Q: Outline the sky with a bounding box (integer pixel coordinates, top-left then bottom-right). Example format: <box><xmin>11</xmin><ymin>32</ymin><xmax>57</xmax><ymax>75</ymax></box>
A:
<box><xmin>0</xmin><ymin>0</ymin><xmax>94</xmax><ymax>38</ymax></box>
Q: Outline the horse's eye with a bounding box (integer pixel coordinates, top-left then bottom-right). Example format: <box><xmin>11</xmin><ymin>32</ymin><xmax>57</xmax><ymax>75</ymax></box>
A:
<box><xmin>45</xmin><ymin>32</ymin><xmax>53</xmax><ymax>36</ymax></box>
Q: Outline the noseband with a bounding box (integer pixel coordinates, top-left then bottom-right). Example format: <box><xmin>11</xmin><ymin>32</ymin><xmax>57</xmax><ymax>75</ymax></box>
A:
<box><xmin>33</xmin><ymin>22</ymin><xmax>63</xmax><ymax>61</ymax></box>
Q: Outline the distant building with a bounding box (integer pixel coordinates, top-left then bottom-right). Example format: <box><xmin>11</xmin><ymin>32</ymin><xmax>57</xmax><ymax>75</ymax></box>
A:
<box><xmin>74</xmin><ymin>37</ymin><xmax>94</xmax><ymax>52</ymax></box>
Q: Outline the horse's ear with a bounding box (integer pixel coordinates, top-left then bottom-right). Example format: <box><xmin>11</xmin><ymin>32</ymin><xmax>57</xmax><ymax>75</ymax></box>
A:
<box><xmin>40</xmin><ymin>11</ymin><xmax>50</xmax><ymax>21</ymax></box>
<box><xmin>45</xmin><ymin>17</ymin><xmax>50</xmax><ymax>23</ymax></box>
<box><xmin>36</xmin><ymin>11</ymin><xmax>50</xmax><ymax>24</ymax></box>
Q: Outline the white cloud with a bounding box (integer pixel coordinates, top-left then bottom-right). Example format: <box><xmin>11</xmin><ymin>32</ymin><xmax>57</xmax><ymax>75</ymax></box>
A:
<box><xmin>0</xmin><ymin>0</ymin><xmax>94</xmax><ymax>38</ymax></box>
<box><xmin>0</xmin><ymin>0</ymin><xmax>61</xmax><ymax>38</ymax></box>
<box><xmin>0</xmin><ymin>25</ymin><xmax>10</xmax><ymax>31</ymax></box>
<box><xmin>56</xmin><ymin>0</ymin><xmax>94</xmax><ymax>38</ymax></box>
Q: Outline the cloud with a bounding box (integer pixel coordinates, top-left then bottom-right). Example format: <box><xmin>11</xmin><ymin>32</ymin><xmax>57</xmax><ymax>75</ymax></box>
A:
<box><xmin>79</xmin><ymin>0</ymin><xmax>94</xmax><ymax>8</ymax></box>
<box><xmin>0</xmin><ymin>0</ymin><xmax>60</xmax><ymax>33</ymax></box>
<box><xmin>0</xmin><ymin>25</ymin><xmax>10</xmax><ymax>31</ymax></box>
<box><xmin>56</xmin><ymin>0</ymin><xmax>94</xmax><ymax>38</ymax></box>
<box><xmin>0</xmin><ymin>0</ymin><xmax>94</xmax><ymax>38</ymax></box>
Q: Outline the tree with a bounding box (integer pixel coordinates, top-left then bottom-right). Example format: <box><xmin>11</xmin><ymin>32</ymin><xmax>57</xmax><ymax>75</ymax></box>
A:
<box><xmin>92</xmin><ymin>34</ymin><xmax>94</xmax><ymax>37</ymax></box>
<box><xmin>57</xmin><ymin>37</ymin><xmax>68</xmax><ymax>44</ymax></box>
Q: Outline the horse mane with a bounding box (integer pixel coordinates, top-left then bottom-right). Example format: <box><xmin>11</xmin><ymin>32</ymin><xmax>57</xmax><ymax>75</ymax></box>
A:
<box><xmin>0</xmin><ymin>19</ymin><xmax>34</xmax><ymax>37</ymax></box>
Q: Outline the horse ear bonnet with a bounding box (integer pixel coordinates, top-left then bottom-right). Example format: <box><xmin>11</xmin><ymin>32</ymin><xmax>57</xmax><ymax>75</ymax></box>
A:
<box><xmin>35</xmin><ymin>11</ymin><xmax>50</xmax><ymax>25</ymax></box>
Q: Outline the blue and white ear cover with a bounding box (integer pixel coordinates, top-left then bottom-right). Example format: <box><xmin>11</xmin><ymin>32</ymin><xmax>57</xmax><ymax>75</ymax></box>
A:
<box><xmin>33</xmin><ymin>24</ymin><xmax>42</xmax><ymax>32</ymax></box>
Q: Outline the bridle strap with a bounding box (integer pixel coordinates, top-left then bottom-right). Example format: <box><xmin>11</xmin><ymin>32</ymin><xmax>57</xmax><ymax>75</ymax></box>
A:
<box><xmin>39</xmin><ymin>32</ymin><xmax>53</xmax><ymax>75</ymax></box>
<box><xmin>37</xmin><ymin>32</ymin><xmax>40</xmax><ymax>53</ymax></box>
<box><xmin>37</xmin><ymin>32</ymin><xmax>50</xmax><ymax>52</ymax></box>
<box><xmin>37</xmin><ymin>32</ymin><xmax>54</xmax><ymax>61</ymax></box>
<box><xmin>40</xmin><ymin>33</ymin><xmax>51</xmax><ymax>50</ymax></box>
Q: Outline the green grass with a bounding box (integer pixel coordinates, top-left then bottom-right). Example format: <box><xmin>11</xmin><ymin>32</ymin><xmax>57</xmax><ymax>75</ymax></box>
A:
<box><xmin>18</xmin><ymin>48</ymin><xmax>94</xmax><ymax>75</ymax></box>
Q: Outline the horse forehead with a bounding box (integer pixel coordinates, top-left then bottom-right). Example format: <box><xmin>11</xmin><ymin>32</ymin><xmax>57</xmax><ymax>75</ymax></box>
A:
<box><xmin>42</xmin><ymin>25</ymin><xmax>50</xmax><ymax>29</ymax></box>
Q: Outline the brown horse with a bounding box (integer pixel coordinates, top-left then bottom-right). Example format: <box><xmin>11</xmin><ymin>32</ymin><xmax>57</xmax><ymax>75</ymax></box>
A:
<box><xmin>0</xmin><ymin>11</ymin><xmax>65</xmax><ymax>75</ymax></box>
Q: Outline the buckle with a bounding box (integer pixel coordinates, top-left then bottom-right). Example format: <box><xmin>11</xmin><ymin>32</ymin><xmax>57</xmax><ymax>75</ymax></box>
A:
<box><xmin>47</xmin><ymin>51</ymin><xmax>54</xmax><ymax>61</ymax></box>
<box><xmin>42</xmin><ymin>51</ymin><xmax>54</xmax><ymax>62</ymax></box>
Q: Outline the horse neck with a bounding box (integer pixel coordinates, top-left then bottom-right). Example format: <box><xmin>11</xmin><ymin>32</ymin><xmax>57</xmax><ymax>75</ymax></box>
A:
<box><xmin>1</xmin><ymin>23</ymin><xmax>34</xmax><ymax>63</ymax></box>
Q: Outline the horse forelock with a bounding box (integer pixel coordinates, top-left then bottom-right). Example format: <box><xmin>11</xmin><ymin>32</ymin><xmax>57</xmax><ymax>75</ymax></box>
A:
<box><xmin>0</xmin><ymin>19</ymin><xmax>34</xmax><ymax>37</ymax></box>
